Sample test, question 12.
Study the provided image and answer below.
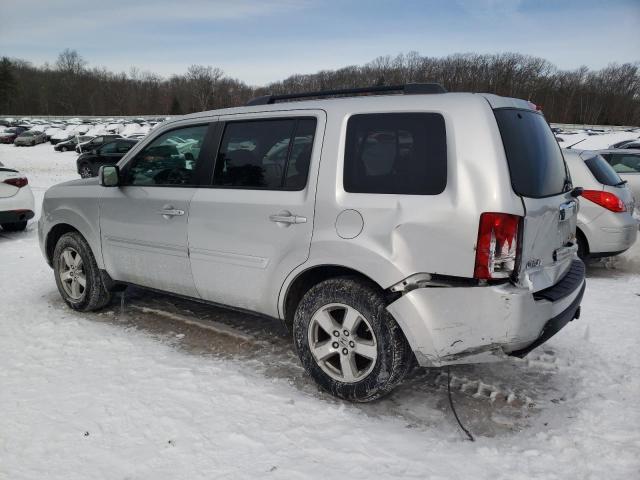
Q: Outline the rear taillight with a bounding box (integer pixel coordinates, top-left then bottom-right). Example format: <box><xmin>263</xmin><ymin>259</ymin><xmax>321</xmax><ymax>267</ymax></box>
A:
<box><xmin>3</xmin><ymin>177</ymin><xmax>28</xmax><ymax>188</ymax></box>
<box><xmin>474</xmin><ymin>212</ymin><xmax>521</xmax><ymax>280</ymax></box>
<box><xmin>581</xmin><ymin>190</ymin><xmax>626</xmax><ymax>212</ymax></box>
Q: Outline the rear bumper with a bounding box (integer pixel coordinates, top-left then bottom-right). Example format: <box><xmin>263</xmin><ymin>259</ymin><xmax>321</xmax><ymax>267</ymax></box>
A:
<box><xmin>0</xmin><ymin>209</ymin><xmax>34</xmax><ymax>223</ymax></box>
<box><xmin>581</xmin><ymin>213</ymin><xmax>638</xmax><ymax>255</ymax></box>
<box><xmin>387</xmin><ymin>259</ymin><xmax>586</xmax><ymax>367</ymax></box>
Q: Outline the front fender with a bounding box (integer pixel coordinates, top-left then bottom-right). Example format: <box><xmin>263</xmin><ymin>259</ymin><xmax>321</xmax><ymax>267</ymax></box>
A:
<box><xmin>41</xmin><ymin>197</ymin><xmax>103</xmax><ymax>269</ymax></box>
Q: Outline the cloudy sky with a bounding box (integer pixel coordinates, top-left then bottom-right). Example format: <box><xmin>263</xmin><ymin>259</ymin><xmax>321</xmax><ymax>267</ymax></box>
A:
<box><xmin>1</xmin><ymin>0</ymin><xmax>638</xmax><ymax>85</ymax></box>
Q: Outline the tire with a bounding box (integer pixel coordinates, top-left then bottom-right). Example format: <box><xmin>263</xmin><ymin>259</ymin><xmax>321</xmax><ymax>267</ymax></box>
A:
<box><xmin>576</xmin><ymin>230</ymin><xmax>588</xmax><ymax>260</ymax></box>
<box><xmin>61</xmin><ymin>146</ymin><xmax>68</xmax><ymax>152</ymax></box>
<box><xmin>53</xmin><ymin>232</ymin><xmax>112</xmax><ymax>311</ymax></box>
<box><xmin>79</xmin><ymin>163</ymin><xmax>92</xmax><ymax>178</ymax></box>
<box><xmin>1</xmin><ymin>221</ymin><xmax>27</xmax><ymax>231</ymax></box>
<box><xmin>293</xmin><ymin>277</ymin><xmax>413</xmax><ymax>402</ymax></box>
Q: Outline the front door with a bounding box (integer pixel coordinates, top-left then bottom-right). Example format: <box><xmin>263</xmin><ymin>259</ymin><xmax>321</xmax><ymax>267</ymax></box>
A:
<box><xmin>100</xmin><ymin>122</ymin><xmax>212</xmax><ymax>296</ymax></box>
<box><xmin>188</xmin><ymin>113</ymin><xmax>324</xmax><ymax>316</ymax></box>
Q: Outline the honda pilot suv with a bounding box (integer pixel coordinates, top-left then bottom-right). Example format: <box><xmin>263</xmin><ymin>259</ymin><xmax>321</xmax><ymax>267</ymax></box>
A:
<box><xmin>39</xmin><ymin>84</ymin><xmax>586</xmax><ymax>401</ymax></box>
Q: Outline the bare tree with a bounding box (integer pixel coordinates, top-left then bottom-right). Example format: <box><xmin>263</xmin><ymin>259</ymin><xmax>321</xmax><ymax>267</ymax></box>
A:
<box><xmin>186</xmin><ymin>65</ymin><xmax>223</xmax><ymax>111</ymax></box>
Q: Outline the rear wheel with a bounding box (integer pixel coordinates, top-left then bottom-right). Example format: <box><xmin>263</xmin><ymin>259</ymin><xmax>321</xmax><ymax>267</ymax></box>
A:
<box><xmin>1</xmin><ymin>221</ymin><xmax>27</xmax><ymax>231</ymax></box>
<box><xmin>53</xmin><ymin>232</ymin><xmax>112</xmax><ymax>311</ymax></box>
<box><xmin>293</xmin><ymin>277</ymin><xmax>413</xmax><ymax>402</ymax></box>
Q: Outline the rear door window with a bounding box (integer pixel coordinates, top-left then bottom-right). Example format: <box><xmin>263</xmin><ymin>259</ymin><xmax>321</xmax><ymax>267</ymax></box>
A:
<box><xmin>583</xmin><ymin>154</ymin><xmax>624</xmax><ymax>186</ymax></box>
<box><xmin>213</xmin><ymin>118</ymin><xmax>316</xmax><ymax>190</ymax></box>
<box><xmin>494</xmin><ymin>109</ymin><xmax>568</xmax><ymax>198</ymax></box>
<box><xmin>343</xmin><ymin>113</ymin><xmax>447</xmax><ymax>195</ymax></box>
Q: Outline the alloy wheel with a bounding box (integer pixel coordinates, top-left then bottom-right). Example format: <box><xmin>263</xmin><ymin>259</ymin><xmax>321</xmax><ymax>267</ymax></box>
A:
<box><xmin>58</xmin><ymin>247</ymin><xmax>86</xmax><ymax>300</ymax></box>
<box><xmin>307</xmin><ymin>303</ymin><xmax>378</xmax><ymax>383</ymax></box>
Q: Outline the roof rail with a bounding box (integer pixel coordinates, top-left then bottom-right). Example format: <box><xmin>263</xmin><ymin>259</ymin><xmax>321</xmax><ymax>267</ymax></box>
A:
<box><xmin>246</xmin><ymin>83</ymin><xmax>447</xmax><ymax>106</ymax></box>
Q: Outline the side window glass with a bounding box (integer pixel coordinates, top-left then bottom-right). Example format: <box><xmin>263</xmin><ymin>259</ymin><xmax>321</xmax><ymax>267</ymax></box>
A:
<box><xmin>343</xmin><ymin>113</ymin><xmax>447</xmax><ymax>195</ymax></box>
<box><xmin>125</xmin><ymin>125</ymin><xmax>208</xmax><ymax>186</ymax></box>
<box><xmin>284</xmin><ymin>119</ymin><xmax>316</xmax><ymax>190</ymax></box>
<box><xmin>100</xmin><ymin>142</ymin><xmax>118</xmax><ymax>154</ymax></box>
<box><xmin>213</xmin><ymin>118</ymin><xmax>316</xmax><ymax>190</ymax></box>
<box><xmin>612</xmin><ymin>154</ymin><xmax>640</xmax><ymax>173</ymax></box>
<box><xmin>116</xmin><ymin>141</ymin><xmax>132</xmax><ymax>153</ymax></box>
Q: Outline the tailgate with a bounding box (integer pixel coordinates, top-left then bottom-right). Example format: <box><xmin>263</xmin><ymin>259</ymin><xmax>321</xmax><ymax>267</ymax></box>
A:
<box><xmin>517</xmin><ymin>194</ymin><xmax>578</xmax><ymax>292</ymax></box>
<box><xmin>493</xmin><ymin>106</ymin><xmax>577</xmax><ymax>292</ymax></box>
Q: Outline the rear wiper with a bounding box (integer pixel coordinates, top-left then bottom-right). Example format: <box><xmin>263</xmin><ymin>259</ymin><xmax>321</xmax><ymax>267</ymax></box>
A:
<box><xmin>615</xmin><ymin>179</ymin><xmax>628</xmax><ymax>186</ymax></box>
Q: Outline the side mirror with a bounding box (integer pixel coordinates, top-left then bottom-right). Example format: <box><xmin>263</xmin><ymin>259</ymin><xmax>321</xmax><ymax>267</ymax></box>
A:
<box><xmin>99</xmin><ymin>165</ymin><xmax>120</xmax><ymax>187</ymax></box>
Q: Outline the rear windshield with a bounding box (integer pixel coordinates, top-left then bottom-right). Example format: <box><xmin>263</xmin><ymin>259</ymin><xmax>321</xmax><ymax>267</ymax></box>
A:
<box><xmin>584</xmin><ymin>154</ymin><xmax>623</xmax><ymax>186</ymax></box>
<box><xmin>494</xmin><ymin>109</ymin><xmax>568</xmax><ymax>198</ymax></box>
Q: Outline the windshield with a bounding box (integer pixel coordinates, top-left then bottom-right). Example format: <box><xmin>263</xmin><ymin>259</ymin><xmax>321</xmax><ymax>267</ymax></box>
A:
<box><xmin>494</xmin><ymin>109</ymin><xmax>569</xmax><ymax>198</ymax></box>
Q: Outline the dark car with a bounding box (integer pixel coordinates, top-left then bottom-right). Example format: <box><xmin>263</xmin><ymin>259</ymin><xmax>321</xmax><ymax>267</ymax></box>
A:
<box><xmin>0</xmin><ymin>127</ymin><xmax>29</xmax><ymax>144</ymax></box>
<box><xmin>76</xmin><ymin>139</ymin><xmax>138</xmax><ymax>178</ymax></box>
<box><xmin>76</xmin><ymin>134</ymin><xmax>123</xmax><ymax>154</ymax></box>
<box><xmin>54</xmin><ymin>135</ymin><xmax>94</xmax><ymax>152</ymax></box>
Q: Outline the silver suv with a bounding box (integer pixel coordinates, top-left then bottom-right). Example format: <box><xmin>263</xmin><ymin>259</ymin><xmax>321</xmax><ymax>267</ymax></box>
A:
<box><xmin>39</xmin><ymin>84</ymin><xmax>586</xmax><ymax>402</ymax></box>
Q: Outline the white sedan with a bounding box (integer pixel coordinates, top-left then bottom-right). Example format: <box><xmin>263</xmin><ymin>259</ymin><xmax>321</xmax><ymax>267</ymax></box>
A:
<box><xmin>0</xmin><ymin>162</ymin><xmax>35</xmax><ymax>231</ymax></box>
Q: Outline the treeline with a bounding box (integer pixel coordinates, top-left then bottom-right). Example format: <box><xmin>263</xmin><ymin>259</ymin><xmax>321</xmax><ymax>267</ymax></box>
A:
<box><xmin>0</xmin><ymin>49</ymin><xmax>639</xmax><ymax>125</ymax></box>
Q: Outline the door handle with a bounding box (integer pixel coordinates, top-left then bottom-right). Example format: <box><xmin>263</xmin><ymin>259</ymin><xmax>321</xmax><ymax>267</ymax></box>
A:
<box><xmin>269</xmin><ymin>213</ymin><xmax>307</xmax><ymax>225</ymax></box>
<box><xmin>158</xmin><ymin>205</ymin><xmax>185</xmax><ymax>219</ymax></box>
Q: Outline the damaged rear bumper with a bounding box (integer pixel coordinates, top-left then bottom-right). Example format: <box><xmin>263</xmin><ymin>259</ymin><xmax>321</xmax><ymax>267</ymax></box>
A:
<box><xmin>386</xmin><ymin>259</ymin><xmax>585</xmax><ymax>367</ymax></box>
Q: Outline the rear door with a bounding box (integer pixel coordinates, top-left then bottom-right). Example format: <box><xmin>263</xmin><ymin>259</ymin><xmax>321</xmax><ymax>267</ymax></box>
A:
<box><xmin>494</xmin><ymin>108</ymin><xmax>577</xmax><ymax>291</ymax></box>
<box><xmin>187</xmin><ymin>112</ymin><xmax>324</xmax><ymax>316</ymax></box>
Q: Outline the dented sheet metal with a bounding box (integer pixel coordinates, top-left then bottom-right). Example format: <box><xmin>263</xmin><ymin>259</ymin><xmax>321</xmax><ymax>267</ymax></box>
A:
<box><xmin>387</xmin><ymin>280</ymin><xmax>583</xmax><ymax>367</ymax></box>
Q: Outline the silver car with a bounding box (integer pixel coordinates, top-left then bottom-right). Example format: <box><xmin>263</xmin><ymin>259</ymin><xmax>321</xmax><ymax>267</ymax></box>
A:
<box><xmin>39</xmin><ymin>85</ymin><xmax>586</xmax><ymax>401</ymax></box>
<box><xmin>593</xmin><ymin>149</ymin><xmax>640</xmax><ymax>211</ymax></box>
<box><xmin>14</xmin><ymin>130</ymin><xmax>46</xmax><ymax>146</ymax></box>
<box><xmin>564</xmin><ymin>150</ymin><xmax>637</xmax><ymax>258</ymax></box>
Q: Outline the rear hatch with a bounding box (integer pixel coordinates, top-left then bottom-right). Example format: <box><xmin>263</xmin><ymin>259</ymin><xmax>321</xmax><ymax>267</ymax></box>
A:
<box><xmin>494</xmin><ymin>108</ymin><xmax>577</xmax><ymax>292</ymax></box>
<box><xmin>582</xmin><ymin>153</ymin><xmax>635</xmax><ymax>212</ymax></box>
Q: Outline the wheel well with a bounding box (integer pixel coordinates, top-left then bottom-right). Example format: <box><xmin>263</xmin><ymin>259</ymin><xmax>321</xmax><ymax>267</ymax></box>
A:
<box><xmin>576</xmin><ymin>227</ymin><xmax>589</xmax><ymax>256</ymax></box>
<box><xmin>282</xmin><ymin>265</ymin><xmax>386</xmax><ymax>332</ymax></box>
<box><xmin>46</xmin><ymin>224</ymin><xmax>79</xmax><ymax>264</ymax></box>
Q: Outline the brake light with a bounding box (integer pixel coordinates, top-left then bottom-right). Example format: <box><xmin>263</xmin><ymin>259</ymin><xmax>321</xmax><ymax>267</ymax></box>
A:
<box><xmin>474</xmin><ymin>212</ymin><xmax>521</xmax><ymax>280</ymax></box>
<box><xmin>581</xmin><ymin>190</ymin><xmax>626</xmax><ymax>212</ymax></box>
<box><xmin>3</xmin><ymin>177</ymin><xmax>28</xmax><ymax>188</ymax></box>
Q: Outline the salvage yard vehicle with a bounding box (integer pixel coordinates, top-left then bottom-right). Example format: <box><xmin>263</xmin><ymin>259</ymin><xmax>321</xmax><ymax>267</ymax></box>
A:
<box><xmin>39</xmin><ymin>84</ymin><xmax>586</xmax><ymax>401</ymax></box>
<box><xmin>14</xmin><ymin>130</ymin><xmax>47</xmax><ymax>146</ymax></box>
<box><xmin>0</xmin><ymin>162</ymin><xmax>35</xmax><ymax>231</ymax></box>
<box><xmin>76</xmin><ymin>138</ymin><xmax>138</xmax><ymax>178</ymax></box>
<box><xmin>0</xmin><ymin>127</ymin><xmax>29</xmax><ymax>144</ymax></box>
<box><xmin>563</xmin><ymin>150</ymin><xmax>637</xmax><ymax>259</ymax></box>
<box><xmin>595</xmin><ymin>149</ymin><xmax>640</xmax><ymax>209</ymax></box>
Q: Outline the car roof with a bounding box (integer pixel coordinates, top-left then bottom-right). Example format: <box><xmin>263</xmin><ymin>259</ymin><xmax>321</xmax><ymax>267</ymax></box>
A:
<box><xmin>594</xmin><ymin>148</ymin><xmax>640</xmax><ymax>154</ymax></box>
<box><xmin>160</xmin><ymin>91</ymin><xmax>533</xmax><ymax>128</ymax></box>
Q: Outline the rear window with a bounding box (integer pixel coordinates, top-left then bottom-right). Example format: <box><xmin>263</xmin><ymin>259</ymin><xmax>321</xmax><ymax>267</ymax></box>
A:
<box><xmin>494</xmin><ymin>109</ymin><xmax>568</xmax><ymax>198</ymax></box>
<box><xmin>343</xmin><ymin>113</ymin><xmax>447</xmax><ymax>195</ymax></box>
<box><xmin>583</xmin><ymin>154</ymin><xmax>623</xmax><ymax>186</ymax></box>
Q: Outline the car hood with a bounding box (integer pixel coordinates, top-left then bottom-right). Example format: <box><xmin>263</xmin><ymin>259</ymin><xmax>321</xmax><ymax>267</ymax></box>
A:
<box><xmin>52</xmin><ymin>177</ymin><xmax>100</xmax><ymax>189</ymax></box>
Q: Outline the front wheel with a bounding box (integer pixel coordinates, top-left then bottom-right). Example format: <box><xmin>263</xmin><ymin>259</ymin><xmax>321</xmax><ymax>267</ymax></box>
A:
<box><xmin>293</xmin><ymin>277</ymin><xmax>413</xmax><ymax>402</ymax></box>
<box><xmin>79</xmin><ymin>163</ymin><xmax>92</xmax><ymax>178</ymax></box>
<box><xmin>53</xmin><ymin>232</ymin><xmax>112</xmax><ymax>311</ymax></box>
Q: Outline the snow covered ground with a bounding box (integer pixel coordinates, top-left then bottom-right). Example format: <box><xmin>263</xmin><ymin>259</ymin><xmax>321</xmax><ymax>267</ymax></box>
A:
<box><xmin>1</xmin><ymin>143</ymin><xmax>639</xmax><ymax>479</ymax></box>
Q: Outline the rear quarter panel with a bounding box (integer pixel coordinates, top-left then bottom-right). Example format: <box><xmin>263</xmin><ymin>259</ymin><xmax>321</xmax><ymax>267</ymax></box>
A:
<box><xmin>286</xmin><ymin>94</ymin><xmax>524</xmax><ymax>298</ymax></box>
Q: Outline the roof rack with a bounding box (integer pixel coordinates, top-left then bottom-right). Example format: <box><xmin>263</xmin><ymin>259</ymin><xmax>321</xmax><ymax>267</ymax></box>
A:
<box><xmin>246</xmin><ymin>83</ymin><xmax>447</xmax><ymax>106</ymax></box>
